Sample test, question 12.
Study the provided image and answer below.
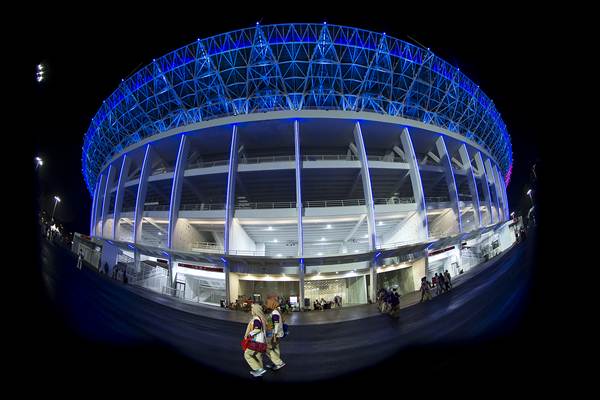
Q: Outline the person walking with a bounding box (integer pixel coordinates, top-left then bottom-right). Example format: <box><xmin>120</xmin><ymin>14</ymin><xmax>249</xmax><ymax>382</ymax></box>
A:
<box><xmin>389</xmin><ymin>288</ymin><xmax>401</xmax><ymax>317</ymax></box>
<box><xmin>76</xmin><ymin>249</ymin><xmax>83</xmax><ymax>270</ymax></box>
<box><xmin>265</xmin><ymin>296</ymin><xmax>286</xmax><ymax>370</ymax></box>
<box><xmin>444</xmin><ymin>270</ymin><xmax>452</xmax><ymax>290</ymax></box>
<box><xmin>420</xmin><ymin>277</ymin><xmax>432</xmax><ymax>302</ymax></box>
<box><xmin>243</xmin><ymin>303</ymin><xmax>268</xmax><ymax>377</ymax></box>
<box><xmin>436</xmin><ymin>273</ymin><xmax>445</xmax><ymax>295</ymax></box>
<box><xmin>432</xmin><ymin>273</ymin><xmax>438</xmax><ymax>290</ymax></box>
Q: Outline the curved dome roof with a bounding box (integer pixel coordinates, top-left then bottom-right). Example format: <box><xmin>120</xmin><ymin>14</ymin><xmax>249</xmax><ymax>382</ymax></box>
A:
<box><xmin>82</xmin><ymin>23</ymin><xmax>512</xmax><ymax>194</ymax></box>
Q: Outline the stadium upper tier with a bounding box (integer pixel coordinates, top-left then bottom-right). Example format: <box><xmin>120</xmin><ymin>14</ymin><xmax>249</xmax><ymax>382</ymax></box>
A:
<box><xmin>82</xmin><ymin>23</ymin><xmax>512</xmax><ymax>195</ymax></box>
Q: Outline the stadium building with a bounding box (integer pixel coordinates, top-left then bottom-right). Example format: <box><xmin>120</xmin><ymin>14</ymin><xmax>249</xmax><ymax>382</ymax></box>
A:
<box><xmin>76</xmin><ymin>23</ymin><xmax>517</xmax><ymax>308</ymax></box>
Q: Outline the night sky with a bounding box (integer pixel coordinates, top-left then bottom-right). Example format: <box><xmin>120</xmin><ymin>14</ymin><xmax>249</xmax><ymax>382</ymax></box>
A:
<box><xmin>28</xmin><ymin>6</ymin><xmax>545</xmax><ymax>235</ymax></box>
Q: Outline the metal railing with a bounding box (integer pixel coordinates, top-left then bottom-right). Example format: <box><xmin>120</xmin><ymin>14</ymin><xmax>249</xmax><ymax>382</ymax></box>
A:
<box><xmin>180</xmin><ymin>203</ymin><xmax>226</xmax><ymax>211</ymax></box>
<box><xmin>191</xmin><ymin>242</ymin><xmax>223</xmax><ymax>251</ymax></box>
<box><xmin>304</xmin><ymin>199</ymin><xmax>365</xmax><ymax>207</ymax></box>
<box><xmin>235</xmin><ymin>201</ymin><xmax>297</xmax><ymax>209</ymax></box>
<box><xmin>187</xmin><ymin>159</ymin><xmax>229</xmax><ymax>169</ymax></box>
<box><xmin>239</xmin><ymin>155</ymin><xmax>295</xmax><ymax>164</ymax></box>
<box><xmin>425</xmin><ymin>196</ymin><xmax>450</xmax><ymax>203</ymax></box>
<box><xmin>374</xmin><ymin>197</ymin><xmax>415</xmax><ymax>205</ymax></box>
<box><xmin>144</xmin><ymin>204</ymin><xmax>169</xmax><ymax>211</ymax></box>
<box><xmin>303</xmin><ymin>154</ymin><xmax>359</xmax><ymax>162</ymax></box>
<box><xmin>150</xmin><ymin>166</ymin><xmax>175</xmax><ymax>176</ymax></box>
<box><xmin>177</xmin><ymin>197</ymin><xmax>416</xmax><ymax>211</ymax></box>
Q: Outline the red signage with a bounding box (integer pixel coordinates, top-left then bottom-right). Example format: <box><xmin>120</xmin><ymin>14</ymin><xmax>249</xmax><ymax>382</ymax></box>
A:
<box><xmin>178</xmin><ymin>263</ymin><xmax>223</xmax><ymax>273</ymax></box>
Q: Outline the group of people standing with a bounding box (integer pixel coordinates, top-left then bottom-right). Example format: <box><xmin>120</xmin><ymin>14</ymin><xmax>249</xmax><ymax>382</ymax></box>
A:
<box><xmin>313</xmin><ymin>295</ymin><xmax>342</xmax><ymax>310</ymax></box>
<box><xmin>376</xmin><ymin>287</ymin><xmax>401</xmax><ymax>317</ymax></box>
<box><xmin>243</xmin><ymin>296</ymin><xmax>287</xmax><ymax>377</ymax></box>
<box><xmin>420</xmin><ymin>270</ymin><xmax>453</xmax><ymax>302</ymax></box>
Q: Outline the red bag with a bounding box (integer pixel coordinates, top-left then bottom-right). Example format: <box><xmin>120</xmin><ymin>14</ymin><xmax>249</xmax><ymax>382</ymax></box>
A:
<box><xmin>247</xmin><ymin>340</ymin><xmax>267</xmax><ymax>353</ymax></box>
<box><xmin>241</xmin><ymin>337</ymin><xmax>252</xmax><ymax>351</ymax></box>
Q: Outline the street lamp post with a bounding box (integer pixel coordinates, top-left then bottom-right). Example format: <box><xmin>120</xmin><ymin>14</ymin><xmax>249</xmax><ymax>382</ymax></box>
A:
<box><xmin>51</xmin><ymin>196</ymin><xmax>61</xmax><ymax>222</ymax></box>
<box><xmin>35</xmin><ymin>157</ymin><xmax>43</xmax><ymax>170</ymax></box>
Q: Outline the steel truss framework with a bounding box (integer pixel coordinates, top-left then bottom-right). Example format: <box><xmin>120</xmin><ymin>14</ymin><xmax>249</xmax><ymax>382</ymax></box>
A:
<box><xmin>83</xmin><ymin>23</ymin><xmax>513</xmax><ymax>195</ymax></box>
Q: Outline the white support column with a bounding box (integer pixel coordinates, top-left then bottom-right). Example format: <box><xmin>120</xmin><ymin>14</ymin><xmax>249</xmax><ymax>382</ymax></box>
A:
<box><xmin>224</xmin><ymin>125</ymin><xmax>239</xmax><ymax>305</ymax></box>
<box><xmin>167</xmin><ymin>134</ymin><xmax>190</xmax><ymax>288</ymax></box>
<box><xmin>353</xmin><ymin>122</ymin><xmax>378</xmax><ymax>250</ymax></box>
<box><xmin>134</xmin><ymin>248</ymin><xmax>141</xmax><ymax>275</ymax></box>
<box><xmin>167</xmin><ymin>134</ymin><xmax>190</xmax><ymax>249</ymax></box>
<box><xmin>133</xmin><ymin>144</ymin><xmax>153</xmax><ymax>244</ymax></box>
<box><xmin>90</xmin><ymin>178</ymin><xmax>100</xmax><ymax>236</ymax></box>
<box><xmin>491</xmin><ymin>164</ymin><xmax>506</xmax><ymax>222</ymax></box>
<box><xmin>112</xmin><ymin>155</ymin><xmax>130</xmax><ymax>240</ymax></box>
<box><xmin>100</xmin><ymin>164</ymin><xmax>115</xmax><ymax>238</ymax></box>
<box><xmin>294</xmin><ymin>120</ymin><xmax>305</xmax><ymax>310</ymax></box>
<box><xmin>435</xmin><ymin>136</ymin><xmax>462</xmax><ymax>233</ymax></box>
<box><xmin>353</xmin><ymin>122</ymin><xmax>378</xmax><ymax>303</ymax></box>
<box><xmin>400</xmin><ymin>127</ymin><xmax>428</xmax><ymax>240</ymax></box>
<box><xmin>94</xmin><ymin>173</ymin><xmax>107</xmax><ymax>237</ymax></box>
<box><xmin>458</xmin><ymin>144</ymin><xmax>481</xmax><ymax>229</ymax></box>
<box><xmin>496</xmin><ymin>164</ymin><xmax>510</xmax><ymax>220</ymax></box>
<box><xmin>502</xmin><ymin>169</ymin><xmax>510</xmax><ymax>218</ymax></box>
<box><xmin>474</xmin><ymin>152</ymin><xmax>493</xmax><ymax>226</ymax></box>
<box><xmin>484</xmin><ymin>158</ymin><xmax>502</xmax><ymax>223</ymax></box>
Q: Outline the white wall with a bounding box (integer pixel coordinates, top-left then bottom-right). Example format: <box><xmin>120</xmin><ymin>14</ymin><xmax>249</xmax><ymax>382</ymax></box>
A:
<box><xmin>497</xmin><ymin>222</ymin><xmax>515</xmax><ymax>252</ymax></box>
<box><xmin>411</xmin><ymin>258</ymin><xmax>426</xmax><ymax>289</ymax></box>
<box><xmin>380</xmin><ymin>211</ymin><xmax>421</xmax><ymax>245</ymax></box>
<box><xmin>102</xmin><ymin>218</ymin><xmax>114</xmax><ymax>238</ymax></box>
<box><xmin>229</xmin><ymin>218</ymin><xmax>257</xmax><ymax>253</ymax></box>
<box><xmin>95</xmin><ymin>221</ymin><xmax>102</xmax><ymax>237</ymax></box>
<box><xmin>229</xmin><ymin>273</ymin><xmax>240</xmax><ymax>302</ymax></box>
<box><xmin>172</xmin><ymin>218</ymin><xmax>203</xmax><ymax>251</ymax></box>
<box><xmin>427</xmin><ymin>247</ymin><xmax>461</xmax><ymax>278</ymax></box>
<box><xmin>428</xmin><ymin>208</ymin><xmax>458</xmax><ymax>236</ymax></box>
<box><xmin>117</xmin><ymin>222</ymin><xmax>133</xmax><ymax>242</ymax></box>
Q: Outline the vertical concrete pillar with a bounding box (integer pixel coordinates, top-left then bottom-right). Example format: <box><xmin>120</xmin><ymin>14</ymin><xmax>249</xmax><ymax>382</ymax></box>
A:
<box><xmin>495</xmin><ymin>164</ymin><xmax>509</xmax><ymax>220</ymax></box>
<box><xmin>435</xmin><ymin>136</ymin><xmax>462</xmax><ymax>233</ymax></box>
<box><xmin>134</xmin><ymin>247</ymin><xmax>141</xmax><ymax>275</ymax></box>
<box><xmin>100</xmin><ymin>164</ymin><xmax>116</xmax><ymax>238</ymax></box>
<box><xmin>353</xmin><ymin>121</ymin><xmax>378</xmax><ymax>303</ymax></box>
<box><xmin>133</xmin><ymin>144</ymin><xmax>153</xmax><ymax>244</ymax></box>
<box><xmin>484</xmin><ymin>158</ymin><xmax>502</xmax><ymax>223</ymax></box>
<box><xmin>90</xmin><ymin>178</ymin><xmax>100</xmax><ymax>236</ymax></box>
<box><xmin>224</xmin><ymin>125</ymin><xmax>239</xmax><ymax>305</ymax></box>
<box><xmin>491</xmin><ymin>164</ymin><xmax>506</xmax><ymax>222</ymax></box>
<box><xmin>474</xmin><ymin>152</ymin><xmax>493</xmax><ymax>226</ymax></box>
<box><xmin>499</xmin><ymin>166</ymin><xmax>510</xmax><ymax>218</ymax></box>
<box><xmin>112</xmin><ymin>155</ymin><xmax>130</xmax><ymax>240</ymax></box>
<box><xmin>166</xmin><ymin>135</ymin><xmax>190</xmax><ymax>290</ymax></box>
<box><xmin>294</xmin><ymin>120</ymin><xmax>305</xmax><ymax>310</ymax></box>
<box><xmin>400</xmin><ymin>127</ymin><xmax>429</xmax><ymax>240</ymax></box>
<box><xmin>167</xmin><ymin>134</ymin><xmax>190</xmax><ymax>249</ymax></box>
<box><xmin>458</xmin><ymin>144</ymin><xmax>481</xmax><ymax>229</ymax></box>
<box><xmin>94</xmin><ymin>173</ymin><xmax>107</xmax><ymax>237</ymax></box>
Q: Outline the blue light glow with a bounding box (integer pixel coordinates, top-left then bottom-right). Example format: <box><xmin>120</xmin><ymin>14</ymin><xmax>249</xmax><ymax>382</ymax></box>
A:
<box><xmin>83</xmin><ymin>23</ymin><xmax>512</xmax><ymax>193</ymax></box>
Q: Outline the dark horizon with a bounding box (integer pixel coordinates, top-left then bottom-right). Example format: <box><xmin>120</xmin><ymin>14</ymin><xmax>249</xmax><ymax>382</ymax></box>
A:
<box><xmin>29</xmin><ymin>8</ymin><xmax>543</xmax><ymax>235</ymax></box>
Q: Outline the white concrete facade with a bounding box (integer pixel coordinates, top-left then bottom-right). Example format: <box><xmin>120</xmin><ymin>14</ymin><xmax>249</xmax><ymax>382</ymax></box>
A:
<box><xmin>91</xmin><ymin>115</ymin><xmax>511</xmax><ymax>305</ymax></box>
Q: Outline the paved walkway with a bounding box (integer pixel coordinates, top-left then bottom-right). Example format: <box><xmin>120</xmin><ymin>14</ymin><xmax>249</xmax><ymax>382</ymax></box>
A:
<box><xmin>39</xmin><ymin>233</ymin><xmax>535</xmax><ymax>382</ymax></box>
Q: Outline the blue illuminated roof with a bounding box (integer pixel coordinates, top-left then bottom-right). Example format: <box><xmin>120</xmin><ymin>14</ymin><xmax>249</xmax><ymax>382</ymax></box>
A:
<box><xmin>82</xmin><ymin>23</ymin><xmax>513</xmax><ymax>194</ymax></box>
